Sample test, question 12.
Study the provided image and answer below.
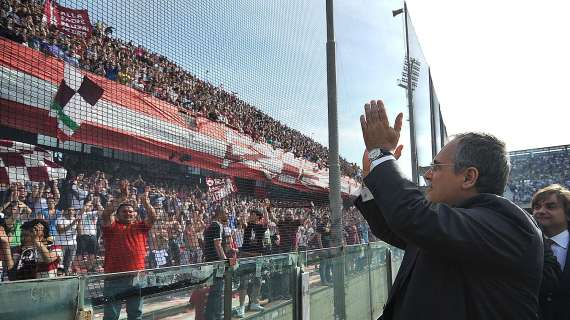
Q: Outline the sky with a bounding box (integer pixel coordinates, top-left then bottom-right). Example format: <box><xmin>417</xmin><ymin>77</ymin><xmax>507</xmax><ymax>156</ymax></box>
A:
<box><xmin>404</xmin><ymin>0</ymin><xmax>569</xmax><ymax>153</ymax></box>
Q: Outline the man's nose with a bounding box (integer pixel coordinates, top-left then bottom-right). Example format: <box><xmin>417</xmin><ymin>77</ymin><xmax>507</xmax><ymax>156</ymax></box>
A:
<box><xmin>423</xmin><ymin>168</ymin><xmax>433</xmax><ymax>181</ymax></box>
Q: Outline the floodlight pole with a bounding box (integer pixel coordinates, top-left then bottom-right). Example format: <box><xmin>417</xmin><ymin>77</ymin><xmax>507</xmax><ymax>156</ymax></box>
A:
<box><xmin>404</xmin><ymin>2</ymin><xmax>419</xmax><ymax>184</ymax></box>
<box><xmin>326</xmin><ymin>0</ymin><xmax>346</xmax><ymax>319</ymax></box>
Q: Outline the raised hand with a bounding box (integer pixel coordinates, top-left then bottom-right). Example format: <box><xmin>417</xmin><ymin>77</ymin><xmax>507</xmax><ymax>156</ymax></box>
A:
<box><xmin>118</xmin><ymin>179</ymin><xmax>130</xmax><ymax>201</ymax></box>
<box><xmin>360</xmin><ymin>100</ymin><xmax>403</xmax><ymax>152</ymax></box>
<box><xmin>141</xmin><ymin>186</ymin><xmax>151</xmax><ymax>206</ymax></box>
<box><xmin>32</xmin><ymin>231</ymin><xmax>43</xmax><ymax>247</ymax></box>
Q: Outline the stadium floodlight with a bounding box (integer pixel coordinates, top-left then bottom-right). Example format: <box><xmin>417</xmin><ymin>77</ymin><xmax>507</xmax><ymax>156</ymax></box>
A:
<box><xmin>398</xmin><ymin>56</ymin><xmax>422</xmax><ymax>92</ymax></box>
<box><xmin>393</xmin><ymin>3</ymin><xmax>419</xmax><ymax>184</ymax></box>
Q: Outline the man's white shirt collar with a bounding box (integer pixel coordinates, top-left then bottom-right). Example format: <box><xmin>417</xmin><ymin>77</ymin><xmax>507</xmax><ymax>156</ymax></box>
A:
<box><xmin>549</xmin><ymin>229</ymin><xmax>569</xmax><ymax>249</ymax></box>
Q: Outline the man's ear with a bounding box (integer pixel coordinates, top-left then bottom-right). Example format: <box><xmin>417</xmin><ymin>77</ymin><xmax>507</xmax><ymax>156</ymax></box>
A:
<box><xmin>462</xmin><ymin>167</ymin><xmax>479</xmax><ymax>190</ymax></box>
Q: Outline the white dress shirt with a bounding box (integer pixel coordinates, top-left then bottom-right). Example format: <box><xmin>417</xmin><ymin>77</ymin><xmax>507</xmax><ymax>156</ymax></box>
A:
<box><xmin>548</xmin><ymin>229</ymin><xmax>569</xmax><ymax>271</ymax></box>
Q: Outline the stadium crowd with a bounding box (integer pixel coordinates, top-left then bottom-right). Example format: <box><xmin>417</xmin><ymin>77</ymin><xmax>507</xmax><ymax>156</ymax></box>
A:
<box><xmin>0</xmin><ymin>166</ymin><xmax>371</xmax><ymax>281</ymax></box>
<box><xmin>0</xmin><ymin>0</ymin><xmax>362</xmax><ymax>180</ymax></box>
<box><xmin>508</xmin><ymin>147</ymin><xmax>570</xmax><ymax>203</ymax></box>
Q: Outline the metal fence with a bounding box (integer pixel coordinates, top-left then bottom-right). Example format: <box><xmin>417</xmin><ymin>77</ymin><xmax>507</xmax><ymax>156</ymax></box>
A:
<box><xmin>1</xmin><ymin>0</ymin><xmax>443</xmax><ymax>319</ymax></box>
<box><xmin>0</xmin><ymin>242</ymin><xmax>403</xmax><ymax>320</ymax></box>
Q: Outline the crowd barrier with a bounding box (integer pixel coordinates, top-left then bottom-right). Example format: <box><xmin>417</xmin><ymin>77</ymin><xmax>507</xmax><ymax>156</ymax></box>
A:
<box><xmin>0</xmin><ymin>242</ymin><xmax>402</xmax><ymax>320</ymax></box>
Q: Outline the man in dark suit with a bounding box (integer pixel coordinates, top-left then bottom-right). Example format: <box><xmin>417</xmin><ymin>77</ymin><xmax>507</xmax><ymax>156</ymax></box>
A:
<box><xmin>355</xmin><ymin>100</ymin><xmax>544</xmax><ymax>319</ymax></box>
<box><xmin>533</xmin><ymin>184</ymin><xmax>570</xmax><ymax>320</ymax></box>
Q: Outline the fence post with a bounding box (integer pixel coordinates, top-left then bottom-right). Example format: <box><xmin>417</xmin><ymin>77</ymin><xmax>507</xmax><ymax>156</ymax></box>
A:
<box><xmin>385</xmin><ymin>248</ymin><xmax>393</xmax><ymax>296</ymax></box>
<box><xmin>76</xmin><ymin>276</ymin><xmax>92</xmax><ymax>320</ymax></box>
<box><xmin>299</xmin><ymin>268</ymin><xmax>311</xmax><ymax>320</ymax></box>
<box><xmin>367</xmin><ymin>244</ymin><xmax>374</xmax><ymax>320</ymax></box>
<box><xmin>223</xmin><ymin>262</ymin><xmax>233</xmax><ymax>320</ymax></box>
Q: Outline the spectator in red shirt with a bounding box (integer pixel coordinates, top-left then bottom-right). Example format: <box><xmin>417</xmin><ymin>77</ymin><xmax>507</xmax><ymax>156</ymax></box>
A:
<box><xmin>101</xmin><ymin>181</ymin><xmax>156</xmax><ymax>320</ymax></box>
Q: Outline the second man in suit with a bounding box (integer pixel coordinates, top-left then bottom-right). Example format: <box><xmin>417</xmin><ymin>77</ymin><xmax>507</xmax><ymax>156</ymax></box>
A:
<box><xmin>533</xmin><ymin>184</ymin><xmax>570</xmax><ymax>320</ymax></box>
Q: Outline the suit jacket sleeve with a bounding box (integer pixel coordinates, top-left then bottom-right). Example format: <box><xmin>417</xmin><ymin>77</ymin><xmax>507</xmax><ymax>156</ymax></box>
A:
<box><xmin>364</xmin><ymin>160</ymin><xmax>535</xmax><ymax>267</ymax></box>
<box><xmin>354</xmin><ymin>195</ymin><xmax>406</xmax><ymax>249</ymax></box>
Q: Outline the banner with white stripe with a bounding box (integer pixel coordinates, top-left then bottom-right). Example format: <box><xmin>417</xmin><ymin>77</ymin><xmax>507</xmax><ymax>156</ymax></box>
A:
<box><xmin>0</xmin><ymin>38</ymin><xmax>361</xmax><ymax>195</ymax></box>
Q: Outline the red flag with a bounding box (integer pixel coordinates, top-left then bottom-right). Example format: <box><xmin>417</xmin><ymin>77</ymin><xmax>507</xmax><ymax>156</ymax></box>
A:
<box><xmin>55</xmin><ymin>4</ymin><xmax>93</xmax><ymax>38</ymax></box>
<box><xmin>42</xmin><ymin>1</ymin><xmax>93</xmax><ymax>38</ymax></box>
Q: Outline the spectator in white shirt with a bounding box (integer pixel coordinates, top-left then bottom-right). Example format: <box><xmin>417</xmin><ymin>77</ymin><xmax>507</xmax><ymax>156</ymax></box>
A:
<box><xmin>71</xmin><ymin>174</ymin><xmax>89</xmax><ymax>210</ymax></box>
<box><xmin>56</xmin><ymin>207</ymin><xmax>82</xmax><ymax>275</ymax></box>
<box><xmin>77</xmin><ymin>199</ymin><xmax>102</xmax><ymax>273</ymax></box>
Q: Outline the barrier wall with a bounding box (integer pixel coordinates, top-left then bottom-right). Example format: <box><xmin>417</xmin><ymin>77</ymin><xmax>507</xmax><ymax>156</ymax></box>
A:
<box><xmin>0</xmin><ymin>243</ymin><xmax>401</xmax><ymax>320</ymax></box>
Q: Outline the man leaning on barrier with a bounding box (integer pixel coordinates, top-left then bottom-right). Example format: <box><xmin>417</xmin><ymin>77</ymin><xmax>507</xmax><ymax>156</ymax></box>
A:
<box><xmin>233</xmin><ymin>208</ymin><xmax>268</xmax><ymax>318</ymax></box>
<box><xmin>203</xmin><ymin>206</ymin><xmax>230</xmax><ymax>320</ymax></box>
<box><xmin>354</xmin><ymin>99</ymin><xmax>543</xmax><ymax>319</ymax></box>
<box><xmin>101</xmin><ymin>180</ymin><xmax>157</xmax><ymax>320</ymax></box>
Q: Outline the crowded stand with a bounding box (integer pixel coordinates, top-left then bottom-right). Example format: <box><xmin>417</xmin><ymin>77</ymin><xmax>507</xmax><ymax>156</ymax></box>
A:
<box><xmin>0</xmin><ymin>153</ymin><xmax>372</xmax><ymax>281</ymax></box>
<box><xmin>0</xmin><ymin>0</ymin><xmax>362</xmax><ymax>181</ymax></box>
<box><xmin>507</xmin><ymin>145</ymin><xmax>570</xmax><ymax>204</ymax></box>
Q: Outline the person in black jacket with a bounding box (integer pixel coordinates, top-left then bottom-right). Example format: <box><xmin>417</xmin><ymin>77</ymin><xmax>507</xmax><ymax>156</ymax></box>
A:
<box><xmin>203</xmin><ymin>207</ymin><xmax>229</xmax><ymax>320</ymax></box>
<box><xmin>356</xmin><ymin>99</ymin><xmax>543</xmax><ymax>320</ymax></box>
<box><xmin>234</xmin><ymin>209</ymin><xmax>267</xmax><ymax>317</ymax></box>
<box><xmin>532</xmin><ymin>184</ymin><xmax>570</xmax><ymax>320</ymax></box>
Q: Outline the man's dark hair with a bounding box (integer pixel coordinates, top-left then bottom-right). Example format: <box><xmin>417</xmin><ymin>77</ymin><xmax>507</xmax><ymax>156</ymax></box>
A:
<box><xmin>213</xmin><ymin>206</ymin><xmax>225</xmax><ymax>219</ymax></box>
<box><xmin>249</xmin><ymin>208</ymin><xmax>263</xmax><ymax>218</ymax></box>
<box><xmin>453</xmin><ymin>132</ymin><xmax>510</xmax><ymax>195</ymax></box>
<box><xmin>531</xmin><ymin>184</ymin><xmax>570</xmax><ymax>220</ymax></box>
<box><xmin>116</xmin><ymin>203</ymin><xmax>133</xmax><ymax>213</ymax></box>
<box><xmin>21</xmin><ymin>219</ymin><xmax>50</xmax><ymax>239</ymax></box>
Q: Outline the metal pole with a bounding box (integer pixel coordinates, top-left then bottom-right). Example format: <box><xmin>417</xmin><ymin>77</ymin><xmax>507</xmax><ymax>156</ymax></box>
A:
<box><xmin>428</xmin><ymin>69</ymin><xmax>437</xmax><ymax>159</ymax></box>
<box><xmin>385</xmin><ymin>248</ymin><xmax>393</xmax><ymax>295</ymax></box>
<box><xmin>325</xmin><ymin>0</ymin><xmax>346</xmax><ymax>319</ymax></box>
<box><xmin>326</xmin><ymin>0</ymin><xmax>342</xmax><ymax>248</ymax></box>
<box><xmin>223</xmin><ymin>264</ymin><xmax>232</xmax><ymax>320</ymax></box>
<box><xmin>367</xmin><ymin>245</ymin><xmax>374</xmax><ymax>320</ymax></box>
<box><xmin>404</xmin><ymin>2</ymin><xmax>419</xmax><ymax>185</ymax></box>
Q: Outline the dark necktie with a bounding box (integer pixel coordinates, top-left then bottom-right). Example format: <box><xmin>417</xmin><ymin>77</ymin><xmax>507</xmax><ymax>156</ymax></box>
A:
<box><xmin>545</xmin><ymin>238</ymin><xmax>555</xmax><ymax>248</ymax></box>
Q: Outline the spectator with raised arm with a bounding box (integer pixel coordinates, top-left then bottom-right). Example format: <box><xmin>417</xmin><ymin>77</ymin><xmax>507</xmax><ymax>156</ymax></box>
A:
<box><xmin>0</xmin><ymin>219</ymin><xmax>59</xmax><ymax>281</ymax></box>
<box><xmin>101</xmin><ymin>181</ymin><xmax>156</xmax><ymax>320</ymax></box>
<box><xmin>55</xmin><ymin>206</ymin><xmax>82</xmax><ymax>275</ymax></box>
<box><xmin>77</xmin><ymin>199</ymin><xmax>102</xmax><ymax>273</ymax></box>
